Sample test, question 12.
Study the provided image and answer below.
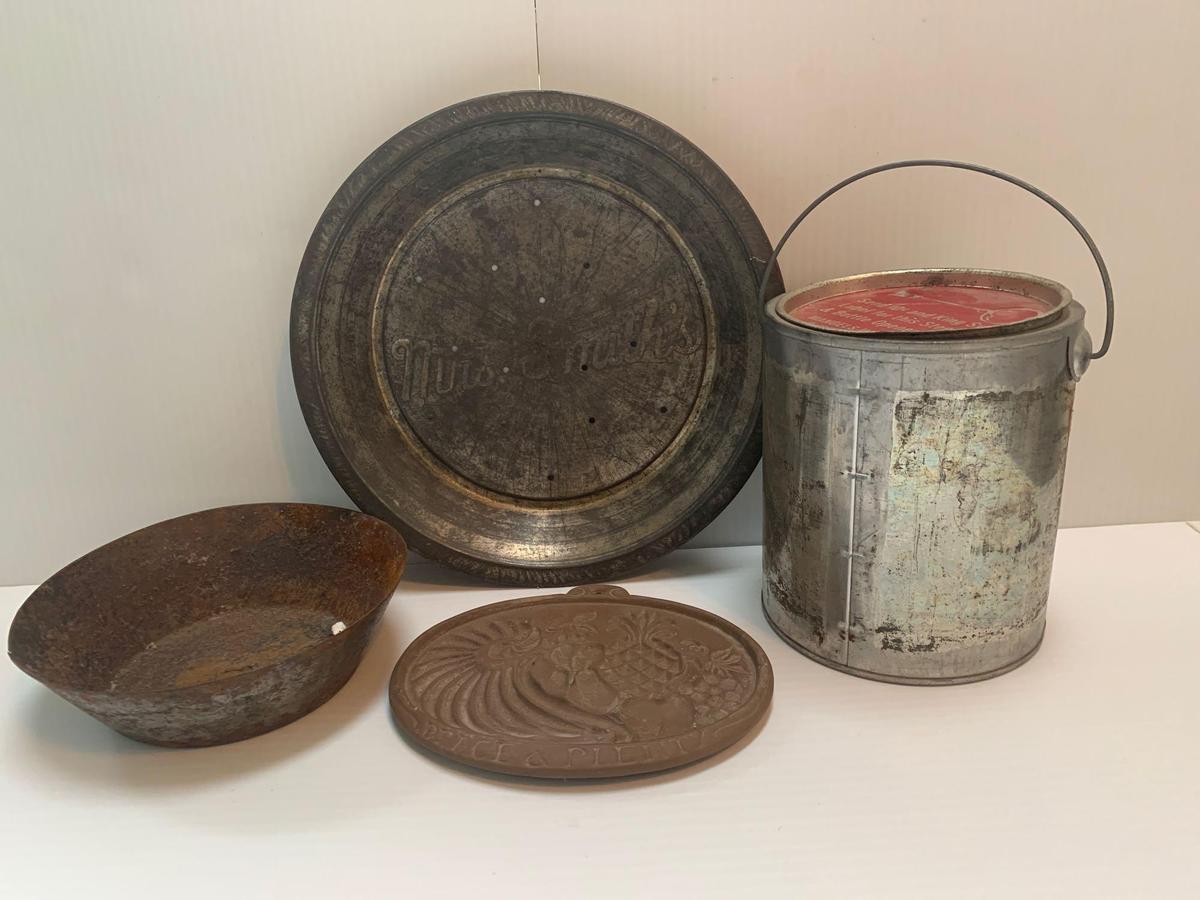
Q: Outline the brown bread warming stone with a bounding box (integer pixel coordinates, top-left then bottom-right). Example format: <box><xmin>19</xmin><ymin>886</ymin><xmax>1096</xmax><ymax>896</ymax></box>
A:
<box><xmin>388</xmin><ymin>585</ymin><xmax>772</xmax><ymax>778</ymax></box>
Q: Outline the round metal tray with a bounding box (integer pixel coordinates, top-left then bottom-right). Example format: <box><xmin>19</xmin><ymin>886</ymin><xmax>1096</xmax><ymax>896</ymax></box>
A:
<box><xmin>291</xmin><ymin>91</ymin><xmax>780</xmax><ymax>584</ymax></box>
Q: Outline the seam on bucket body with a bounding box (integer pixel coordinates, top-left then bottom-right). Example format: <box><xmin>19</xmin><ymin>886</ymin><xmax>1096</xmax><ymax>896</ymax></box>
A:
<box><xmin>842</xmin><ymin>351</ymin><xmax>864</xmax><ymax>665</ymax></box>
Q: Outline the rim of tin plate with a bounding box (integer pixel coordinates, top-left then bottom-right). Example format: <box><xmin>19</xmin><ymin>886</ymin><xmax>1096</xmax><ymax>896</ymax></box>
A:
<box><xmin>766</xmin><ymin>268</ymin><xmax>1084</xmax><ymax>354</ymax></box>
<box><xmin>772</xmin><ymin>267</ymin><xmax>1071</xmax><ymax>337</ymax></box>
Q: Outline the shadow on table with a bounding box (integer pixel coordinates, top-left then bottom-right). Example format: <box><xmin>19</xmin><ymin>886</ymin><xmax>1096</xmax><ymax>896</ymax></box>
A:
<box><xmin>396</xmin><ymin>543</ymin><xmax>748</xmax><ymax>592</ymax></box>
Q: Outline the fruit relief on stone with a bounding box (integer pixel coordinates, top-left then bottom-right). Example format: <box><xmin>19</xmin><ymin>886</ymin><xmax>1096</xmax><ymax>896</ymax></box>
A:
<box><xmin>388</xmin><ymin>585</ymin><xmax>773</xmax><ymax>778</ymax></box>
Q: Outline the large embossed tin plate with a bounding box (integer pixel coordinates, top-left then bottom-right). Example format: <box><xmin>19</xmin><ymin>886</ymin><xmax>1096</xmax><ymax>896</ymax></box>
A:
<box><xmin>291</xmin><ymin>91</ymin><xmax>781</xmax><ymax>584</ymax></box>
<box><xmin>388</xmin><ymin>585</ymin><xmax>773</xmax><ymax>779</ymax></box>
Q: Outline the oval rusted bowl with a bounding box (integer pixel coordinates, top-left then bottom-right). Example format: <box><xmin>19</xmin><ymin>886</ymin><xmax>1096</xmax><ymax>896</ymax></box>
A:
<box><xmin>7</xmin><ymin>503</ymin><xmax>406</xmax><ymax>747</ymax></box>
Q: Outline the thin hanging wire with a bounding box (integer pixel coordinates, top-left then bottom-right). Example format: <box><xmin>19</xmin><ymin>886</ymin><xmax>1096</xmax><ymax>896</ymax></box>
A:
<box><xmin>757</xmin><ymin>160</ymin><xmax>1114</xmax><ymax>360</ymax></box>
<box><xmin>533</xmin><ymin>1</ymin><xmax>542</xmax><ymax>90</ymax></box>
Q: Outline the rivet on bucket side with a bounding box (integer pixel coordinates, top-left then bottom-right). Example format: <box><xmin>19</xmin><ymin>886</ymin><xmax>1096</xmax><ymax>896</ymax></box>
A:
<box><xmin>1069</xmin><ymin>328</ymin><xmax>1094</xmax><ymax>381</ymax></box>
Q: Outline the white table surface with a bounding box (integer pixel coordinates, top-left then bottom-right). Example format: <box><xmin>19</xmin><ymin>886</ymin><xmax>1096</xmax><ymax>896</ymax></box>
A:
<box><xmin>3</xmin><ymin>522</ymin><xmax>1198</xmax><ymax>899</ymax></box>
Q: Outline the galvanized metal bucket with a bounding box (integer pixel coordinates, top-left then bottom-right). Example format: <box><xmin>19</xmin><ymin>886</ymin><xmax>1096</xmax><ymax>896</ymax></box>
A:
<box><xmin>759</xmin><ymin>160</ymin><xmax>1114</xmax><ymax>685</ymax></box>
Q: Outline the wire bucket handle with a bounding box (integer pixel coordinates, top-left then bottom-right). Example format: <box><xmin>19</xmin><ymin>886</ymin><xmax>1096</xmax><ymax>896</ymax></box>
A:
<box><xmin>757</xmin><ymin>159</ymin><xmax>1114</xmax><ymax>362</ymax></box>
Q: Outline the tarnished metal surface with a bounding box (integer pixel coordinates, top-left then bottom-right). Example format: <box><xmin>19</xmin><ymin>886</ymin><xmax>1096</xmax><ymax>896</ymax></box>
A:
<box><xmin>762</xmin><ymin>270</ymin><xmax>1088</xmax><ymax>684</ymax></box>
<box><xmin>389</xmin><ymin>585</ymin><xmax>773</xmax><ymax>778</ymax></box>
<box><xmin>291</xmin><ymin>91</ymin><xmax>781</xmax><ymax>585</ymax></box>
<box><xmin>7</xmin><ymin>504</ymin><xmax>406</xmax><ymax>746</ymax></box>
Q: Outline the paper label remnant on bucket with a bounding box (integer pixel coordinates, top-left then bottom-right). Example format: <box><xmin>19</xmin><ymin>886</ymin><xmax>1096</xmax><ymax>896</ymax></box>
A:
<box><xmin>780</xmin><ymin>285</ymin><xmax>1056</xmax><ymax>335</ymax></box>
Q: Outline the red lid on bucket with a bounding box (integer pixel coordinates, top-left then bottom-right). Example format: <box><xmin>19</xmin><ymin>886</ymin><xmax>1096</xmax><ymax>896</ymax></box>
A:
<box><xmin>779</xmin><ymin>283</ymin><xmax>1060</xmax><ymax>336</ymax></box>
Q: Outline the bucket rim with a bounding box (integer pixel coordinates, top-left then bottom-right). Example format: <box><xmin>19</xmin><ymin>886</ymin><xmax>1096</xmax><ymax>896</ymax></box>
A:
<box><xmin>768</xmin><ymin>268</ymin><xmax>1072</xmax><ymax>340</ymax></box>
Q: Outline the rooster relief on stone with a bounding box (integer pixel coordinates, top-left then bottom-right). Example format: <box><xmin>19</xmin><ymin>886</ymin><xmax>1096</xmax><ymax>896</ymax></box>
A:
<box><xmin>403</xmin><ymin>597</ymin><xmax>755</xmax><ymax>743</ymax></box>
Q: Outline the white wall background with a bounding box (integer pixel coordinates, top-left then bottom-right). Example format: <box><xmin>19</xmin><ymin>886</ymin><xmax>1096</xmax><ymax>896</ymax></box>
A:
<box><xmin>2</xmin><ymin>0</ymin><xmax>1197</xmax><ymax>584</ymax></box>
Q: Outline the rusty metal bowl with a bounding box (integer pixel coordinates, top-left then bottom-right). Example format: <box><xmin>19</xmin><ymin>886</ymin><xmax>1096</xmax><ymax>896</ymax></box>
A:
<box><xmin>7</xmin><ymin>504</ymin><xmax>406</xmax><ymax>747</ymax></box>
